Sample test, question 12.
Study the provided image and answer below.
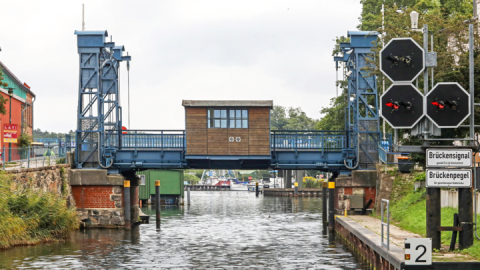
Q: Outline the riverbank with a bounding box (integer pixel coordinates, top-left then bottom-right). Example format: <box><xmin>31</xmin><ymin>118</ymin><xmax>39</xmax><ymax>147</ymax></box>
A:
<box><xmin>0</xmin><ymin>168</ymin><xmax>78</xmax><ymax>250</ymax></box>
<box><xmin>373</xmin><ymin>166</ymin><xmax>480</xmax><ymax>260</ymax></box>
<box><xmin>375</xmin><ymin>188</ymin><xmax>480</xmax><ymax>260</ymax></box>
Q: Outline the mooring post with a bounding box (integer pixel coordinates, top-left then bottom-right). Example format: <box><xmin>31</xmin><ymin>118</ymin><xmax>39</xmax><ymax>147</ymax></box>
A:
<box><xmin>255</xmin><ymin>182</ymin><xmax>259</xmax><ymax>197</ymax></box>
<box><xmin>155</xmin><ymin>180</ymin><xmax>161</xmax><ymax>229</ymax></box>
<box><xmin>328</xmin><ymin>173</ymin><xmax>338</xmax><ymax>231</ymax></box>
<box><xmin>322</xmin><ymin>179</ymin><xmax>328</xmax><ymax>230</ymax></box>
<box><xmin>124</xmin><ymin>180</ymin><xmax>131</xmax><ymax>230</ymax></box>
<box><xmin>187</xmin><ymin>187</ymin><xmax>191</xmax><ymax>205</ymax></box>
<box><xmin>459</xmin><ymin>186</ymin><xmax>473</xmax><ymax>249</ymax></box>
<box><xmin>294</xmin><ymin>182</ymin><xmax>298</xmax><ymax>196</ymax></box>
<box><xmin>426</xmin><ymin>187</ymin><xmax>441</xmax><ymax>249</ymax></box>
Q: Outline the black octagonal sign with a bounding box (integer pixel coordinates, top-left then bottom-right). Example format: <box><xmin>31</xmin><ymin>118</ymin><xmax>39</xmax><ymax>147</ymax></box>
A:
<box><xmin>426</xmin><ymin>83</ymin><xmax>470</xmax><ymax>128</ymax></box>
<box><xmin>380</xmin><ymin>84</ymin><xmax>425</xmax><ymax>129</ymax></box>
<box><xmin>380</xmin><ymin>38</ymin><xmax>425</xmax><ymax>82</ymax></box>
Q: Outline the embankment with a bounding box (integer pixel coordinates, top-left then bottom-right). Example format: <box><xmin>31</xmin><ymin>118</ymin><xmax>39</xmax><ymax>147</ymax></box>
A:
<box><xmin>0</xmin><ymin>165</ymin><xmax>79</xmax><ymax>249</ymax></box>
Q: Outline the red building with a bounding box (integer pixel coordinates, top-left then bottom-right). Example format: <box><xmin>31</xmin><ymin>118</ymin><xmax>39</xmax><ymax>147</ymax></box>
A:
<box><xmin>0</xmin><ymin>61</ymin><xmax>35</xmax><ymax>160</ymax></box>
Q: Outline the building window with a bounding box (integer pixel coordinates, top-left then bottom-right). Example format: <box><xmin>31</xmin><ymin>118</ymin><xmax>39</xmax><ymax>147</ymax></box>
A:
<box><xmin>208</xmin><ymin>108</ymin><xmax>248</xmax><ymax>128</ymax></box>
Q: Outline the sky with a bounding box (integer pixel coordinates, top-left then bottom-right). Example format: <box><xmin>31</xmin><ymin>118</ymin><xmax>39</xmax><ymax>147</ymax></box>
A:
<box><xmin>0</xmin><ymin>0</ymin><xmax>362</xmax><ymax>133</ymax></box>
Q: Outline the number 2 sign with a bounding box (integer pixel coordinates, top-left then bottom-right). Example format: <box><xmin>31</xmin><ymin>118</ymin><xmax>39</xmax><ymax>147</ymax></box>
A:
<box><xmin>404</xmin><ymin>238</ymin><xmax>432</xmax><ymax>266</ymax></box>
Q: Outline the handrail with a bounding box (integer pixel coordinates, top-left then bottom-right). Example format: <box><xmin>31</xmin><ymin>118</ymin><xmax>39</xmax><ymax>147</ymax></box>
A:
<box><xmin>105</xmin><ymin>130</ymin><xmax>185</xmax><ymax>150</ymax></box>
<box><xmin>271</xmin><ymin>130</ymin><xmax>347</xmax><ymax>150</ymax></box>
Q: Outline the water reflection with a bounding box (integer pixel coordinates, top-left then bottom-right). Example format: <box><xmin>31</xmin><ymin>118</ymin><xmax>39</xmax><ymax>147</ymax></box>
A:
<box><xmin>0</xmin><ymin>191</ymin><xmax>367</xmax><ymax>269</ymax></box>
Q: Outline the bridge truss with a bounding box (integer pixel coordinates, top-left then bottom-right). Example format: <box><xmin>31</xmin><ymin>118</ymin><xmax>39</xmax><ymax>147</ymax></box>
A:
<box><xmin>74</xmin><ymin>31</ymin><xmax>131</xmax><ymax>168</ymax></box>
<box><xmin>73</xmin><ymin>30</ymin><xmax>379</xmax><ymax>174</ymax></box>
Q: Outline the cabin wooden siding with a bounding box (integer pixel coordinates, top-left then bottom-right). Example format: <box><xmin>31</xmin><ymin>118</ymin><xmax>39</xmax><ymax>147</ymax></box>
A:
<box><xmin>186</xmin><ymin>108</ymin><xmax>208</xmax><ymax>155</ymax></box>
<box><xmin>185</xmin><ymin>107</ymin><xmax>270</xmax><ymax>155</ymax></box>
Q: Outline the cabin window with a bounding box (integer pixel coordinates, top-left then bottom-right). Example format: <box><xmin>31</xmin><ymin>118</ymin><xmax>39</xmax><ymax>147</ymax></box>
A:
<box><xmin>208</xmin><ymin>108</ymin><xmax>248</xmax><ymax>128</ymax></box>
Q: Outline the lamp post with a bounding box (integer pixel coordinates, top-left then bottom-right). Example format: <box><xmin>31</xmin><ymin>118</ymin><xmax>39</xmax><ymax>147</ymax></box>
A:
<box><xmin>7</xmin><ymin>88</ymin><xmax>13</xmax><ymax>162</ymax></box>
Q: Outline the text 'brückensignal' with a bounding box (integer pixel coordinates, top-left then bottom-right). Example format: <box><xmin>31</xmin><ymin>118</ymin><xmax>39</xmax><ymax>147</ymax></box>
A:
<box><xmin>428</xmin><ymin>152</ymin><xmax>470</xmax><ymax>161</ymax></box>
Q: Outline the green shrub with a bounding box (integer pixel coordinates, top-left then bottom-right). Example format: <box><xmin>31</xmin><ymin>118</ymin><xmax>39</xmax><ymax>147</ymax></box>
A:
<box><xmin>0</xmin><ymin>171</ymin><xmax>78</xmax><ymax>249</ymax></box>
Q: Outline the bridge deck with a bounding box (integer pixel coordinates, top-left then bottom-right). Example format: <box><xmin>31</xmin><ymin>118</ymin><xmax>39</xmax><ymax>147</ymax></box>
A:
<box><xmin>101</xmin><ymin>130</ymin><xmax>352</xmax><ymax>172</ymax></box>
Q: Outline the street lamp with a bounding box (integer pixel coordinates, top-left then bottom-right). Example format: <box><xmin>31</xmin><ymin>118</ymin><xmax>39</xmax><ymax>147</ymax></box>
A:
<box><xmin>410</xmin><ymin>11</ymin><xmax>420</xmax><ymax>31</ymax></box>
<box><xmin>7</xmin><ymin>88</ymin><xmax>13</xmax><ymax>162</ymax></box>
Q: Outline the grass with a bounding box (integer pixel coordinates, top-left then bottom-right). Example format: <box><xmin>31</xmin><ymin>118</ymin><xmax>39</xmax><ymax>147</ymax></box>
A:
<box><xmin>0</xmin><ymin>171</ymin><xmax>78</xmax><ymax>249</ymax></box>
<box><xmin>381</xmin><ymin>173</ymin><xmax>480</xmax><ymax>260</ymax></box>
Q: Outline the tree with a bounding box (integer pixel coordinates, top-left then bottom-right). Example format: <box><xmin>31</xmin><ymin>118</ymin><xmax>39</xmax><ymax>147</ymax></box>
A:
<box><xmin>270</xmin><ymin>105</ymin><xmax>318</xmax><ymax>130</ymax></box>
<box><xmin>0</xmin><ymin>68</ymin><xmax>9</xmax><ymax>115</ymax></box>
<box><xmin>184</xmin><ymin>174</ymin><xmax>200</xmax><ymax>184</ymax></box>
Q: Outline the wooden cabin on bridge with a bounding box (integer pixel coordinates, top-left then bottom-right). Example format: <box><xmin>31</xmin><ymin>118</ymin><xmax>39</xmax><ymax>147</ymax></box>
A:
<box><xmin>182</xmin><ymin>100</ymin><xmax>273</xmax><ymax>168</ymax></box>
<box><xmin>183</xmin><ymin>100</ymin><xmax>272</xmax><ymax>156</ymax></box>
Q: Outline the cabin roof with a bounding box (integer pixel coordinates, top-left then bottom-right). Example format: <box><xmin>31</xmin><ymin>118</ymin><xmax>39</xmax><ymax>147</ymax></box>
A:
<box><xmin>182</xmin><ymin>100</ymin><xmax>273</xmax><ymax>108</ymax></box>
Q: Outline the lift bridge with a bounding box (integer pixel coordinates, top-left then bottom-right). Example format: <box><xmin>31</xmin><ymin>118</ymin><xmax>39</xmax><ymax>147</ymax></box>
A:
<box><xmin>74</xmin><ymin>30</ymin><xmax>380</xmax><ymax>174</ymax></box>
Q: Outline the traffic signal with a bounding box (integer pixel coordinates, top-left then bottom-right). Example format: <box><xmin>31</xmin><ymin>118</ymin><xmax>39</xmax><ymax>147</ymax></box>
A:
<box><xmin>380</xmin><ymin>84</ymin><xmax>425</xmax><ymax>129</ymax></box>
<box><xmin>426</xmin><ymin>83</ymin><xmax>470</xmax><ymax>128</ymax></box>
<box><xmin>380</xmin><ymin>38</ymin><xmax>425</xmax><ymax>83</ymax></box>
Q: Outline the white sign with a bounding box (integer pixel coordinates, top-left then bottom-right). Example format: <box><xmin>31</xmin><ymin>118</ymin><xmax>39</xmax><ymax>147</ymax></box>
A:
<box><xmin>426</xmin><ymin>149</ymin><xmax>472</xmax><ymax>168</ymax></box>
<box><xmin>405</xmin><ymin>238</ymin><xmax>432</xmax><ymax>266</ymax></box>
<box><xmin>426</xmin><ymin>169</ymin><xmax>472</xmax><ymax>188</ymax></box>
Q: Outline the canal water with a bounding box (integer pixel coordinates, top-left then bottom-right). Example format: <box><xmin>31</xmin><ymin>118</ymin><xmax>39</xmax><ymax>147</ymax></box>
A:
<box><xmin>0</xmin><ymin>191</ymin><xmax>367</xmax><ymax>269</ymax></box>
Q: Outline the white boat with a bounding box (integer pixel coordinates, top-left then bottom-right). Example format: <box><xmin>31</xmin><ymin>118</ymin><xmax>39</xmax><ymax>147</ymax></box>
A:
<box><xmin>230</xmin><ymin>183</ymin><xmax>249</xmax><ymax>191</ymax></box>
<box><xmin>247</xmin><ymin>183</ymin><xmax>263</xmax><ymax>192</ymax></box>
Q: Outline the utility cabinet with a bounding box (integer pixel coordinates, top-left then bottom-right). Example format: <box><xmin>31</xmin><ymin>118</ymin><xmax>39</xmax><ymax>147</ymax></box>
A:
<box><xmin>137</xmin><ymin>170</ymin><xmax>184</xmax><ymax>205</ymax></box>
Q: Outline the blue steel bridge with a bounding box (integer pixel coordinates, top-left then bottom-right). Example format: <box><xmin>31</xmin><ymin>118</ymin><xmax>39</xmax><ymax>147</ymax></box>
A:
<box><xmin>100</xmin><ymin>130</ymin><xmax>349</xmax><ymax>171</ymax></box>
<box><xmin>74</xmin><ymin>30</ymin><xmax>380</xmax><ymax>175</ymax></box>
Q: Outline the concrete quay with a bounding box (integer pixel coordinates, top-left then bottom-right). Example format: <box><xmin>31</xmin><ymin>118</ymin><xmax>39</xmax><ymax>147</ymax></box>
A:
<box><xmin>335</xmin><ymin>216</ymin><xmax>480</xmax><ymax>270</ymax></box>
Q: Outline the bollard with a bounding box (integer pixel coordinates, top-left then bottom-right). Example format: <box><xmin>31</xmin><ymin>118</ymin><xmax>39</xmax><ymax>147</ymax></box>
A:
<box><xmin>155</xmin><ymin>180</ymin><xmax>161</xmax><ymax>229</ymax></box>
<box><xmin>322</xmin><ymin>180</ymin><xmax>328</xmax><ymax>230</ymax></box>
<box><xmin>187</xmin><ymin>187</ymin><xmax>191</xmax><ymax>205</ymax></box>
<box><xmin>255</xmin><ymin>182</ymin><xmax>259</xmax><ymax>197</ymax></box>
<box><xmin>328</xmin><ymin>173</ymin><xmax>337</xmax><ymax>231</ymax></box>
<box><xmin>294</xmin><ymin>182</ymin><xmax>298</xmax><ymax>196</ymax></box>
<box><xmin>344</xmin><ymin>209</ymin><xmax>347</xmax><ymax>217</ymax></box>
<box><xmin>124</xmin><ymin>180</ymin><xmax>131</xmax><ymax>230</ymax></box>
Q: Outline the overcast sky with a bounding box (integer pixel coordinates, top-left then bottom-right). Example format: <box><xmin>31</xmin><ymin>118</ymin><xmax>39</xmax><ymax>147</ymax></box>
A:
<box><xmin>0</xmin><ymin>0</ymin><xmax>362</xmax><ymax>133</ymax></box>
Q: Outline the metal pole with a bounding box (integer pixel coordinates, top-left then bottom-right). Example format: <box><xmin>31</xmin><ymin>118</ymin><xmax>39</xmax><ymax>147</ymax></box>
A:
<box><xmin>328</xmin><ymin>173</ymin><xmax>337</xmax><ymax>231</ymax></box>
<box><xmin>322</xmin><ymin>179</ymin><xmax>328</xmax><ymax>231</ymax></box>
<box><xmin>124</xmin><ymin>180</ymin><xmax>131</xmax><ymax>230</ymax></box>
<box><xmin>27</xmin><ymin>146</ymin><xmax>30</xmax><ymax>168</ymax></box>
<box><xmin>431</xmin><ymin>34</ymin><xmax>434</xmax><ymax>88</ymax></box>
<box><xmin>459</xmin><ymin>24</ymin><xmax>475</xmax><ymax>249</ymax></box>
<box><xmin>423</xmin><ymin>24</ymin><xmax>430</xmax><ymax>140</ymax></box>
<box><xmin>8</xmin><ymin>92</ymin><xmax>11</xmax><ymax>162</ymax></box>
<box><xmin>469</xmin><ymin>24</ymin><xmax>475</xmax><ymax>141</ymax></box>
<box><xmin>382</xmin><ymin>3</ymin><xmax>386</xmax><ymax>140</ymax></box>
<box><xmin>155</xmin><ymin>180</ymin><xmax>161</xmax><ymax>229</ymax></box>
<box><xmin>255</xmin><ymin>182</ymin><xmax>259</xmax><ymax>197</ymax></box>
<box><xmin>187</xmin><ymin>187</ymin><xmax>190</xmax><ymax>205</ymax></box>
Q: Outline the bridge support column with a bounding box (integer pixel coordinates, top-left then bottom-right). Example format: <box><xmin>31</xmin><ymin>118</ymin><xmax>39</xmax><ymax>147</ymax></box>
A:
<box><xmin>123</xmin><ymin>171</ymin><xmax>140</xmax><ymax>226</ymax></box>
<box><xmin>296</xmin><ymin>170</ymin><xmax>304</xmax><ymax>189</ymax></box>
<box><xmin>285</xmin><ymin>170</ymin><xmax>292</xmax><ymax>189</ymax></box>
<box><xmin>70</xmin><ymin>169</ymin><xmax>126</xmax><ymax>228</ymax></box>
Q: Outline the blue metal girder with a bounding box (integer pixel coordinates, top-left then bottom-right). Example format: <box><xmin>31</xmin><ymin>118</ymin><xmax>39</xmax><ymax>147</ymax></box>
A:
<box><xmin>74</xmin><ymin>30</ymin><xmax>130</xmax><ymax>169</ymax></box>
<box><xmin>334</xmin><ymin>31</ymin><xmax>380</xmax><ymax>170</ymax></box>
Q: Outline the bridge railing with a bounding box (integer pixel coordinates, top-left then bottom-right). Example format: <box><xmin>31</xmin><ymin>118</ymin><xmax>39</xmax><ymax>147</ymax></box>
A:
<box><xmin>271</xmin><ymin>130</ymin><xmax>347</xmax><ymax>151</ymax></box>
<box><xmin>106</xmin><ymin>130</ymin><xmax>185</xmax><ymax>150</ymax></box>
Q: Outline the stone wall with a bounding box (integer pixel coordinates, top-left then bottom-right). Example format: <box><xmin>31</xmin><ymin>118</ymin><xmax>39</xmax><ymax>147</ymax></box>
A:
<box><xmin>8</xmin><ymin>164</ymin><xmax>76</xmax><ymax>208</ymax></box>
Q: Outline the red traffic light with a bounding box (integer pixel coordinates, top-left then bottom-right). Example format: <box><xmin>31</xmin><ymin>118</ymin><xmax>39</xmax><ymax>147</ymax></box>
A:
<box><xmin>431</xmin><ymin>101</ymin><xmax>445</xmax><ymax>109</ymax></box>
<box><xmin>386</xmin><ymin>102</ymin><xmax>399</xmax><ymax>110</ymax></box>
